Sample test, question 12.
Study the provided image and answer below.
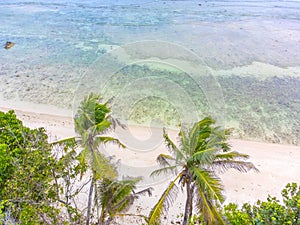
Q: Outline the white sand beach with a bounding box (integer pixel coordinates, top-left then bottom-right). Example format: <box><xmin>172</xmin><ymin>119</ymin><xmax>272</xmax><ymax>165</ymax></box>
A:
<box><xmin>1</xmin><ymin>103</ymin><xmax>299</xmax><ymax>224</ymax></box>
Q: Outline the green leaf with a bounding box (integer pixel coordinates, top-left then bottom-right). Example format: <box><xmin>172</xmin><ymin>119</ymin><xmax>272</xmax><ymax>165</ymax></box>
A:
<box><xmin>189</xmin><ymin>166</ymin><xmax>224</xmax><ymax>203</ymax></box>
<box><xmin>148</xmin><ymin>174</ymin><xmax>180</xmax><ymax>225</ymax></box>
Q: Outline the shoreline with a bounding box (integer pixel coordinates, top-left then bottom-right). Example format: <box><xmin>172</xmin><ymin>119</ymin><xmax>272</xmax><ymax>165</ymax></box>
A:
<box><xmin>1</xmin><ymin>102</ymin><xmax>300</xmax><ymax>223</ymax></box>
<box><xmin>0</xmin><ymin>103</ymin><xmax>75</xmax><ymax>141</ymax></box>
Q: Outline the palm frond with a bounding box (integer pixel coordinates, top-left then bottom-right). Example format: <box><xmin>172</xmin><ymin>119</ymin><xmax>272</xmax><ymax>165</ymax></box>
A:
<box><xmin>197</xmin><ymin>117</ymin><xmax>215</xmax><ymax>138</ymax></box>
<box><xmin>212</xmin><ymin>160</ymin><xmax>259</xmax><ymax>173</ymax></box>
<box><xmin>192</xmin><ymin>117</ymin><xmax>216</xmax><ymax>152</ymax></box>
<box><xmin>134</xmin><ymin>187</ymin><xmax>154</xmax><ymax>197</ymax></box>
<box><xmin>219</xmin><ymin>141</ymin><xmax>232</xmax><ymax>152</ymax></box>
<box><xmin>91</xmin><ymin>119</ymin><xmax>111</xmax><ymax>135</ymax></box>
<box><xmin>187</xmin><ymin>147</ymin><xmax>216</xmax><ymax>166</ymax></box>
<box><xmin>75</xmin><ymin>93</ymin><xmax>111</xmax><ymax>135</ymax></box>
<box><xmin>150</xmin><ymin>165</ymin><xmax>178</xmax><ymax>177</ymax></box>
<box><xmin>178</xmin><ymin>126</ymin><xmax>191</xmax><ymax>158</ymax></box>
<box><xmin>209</xmin><ymin>135</ymin><xmax>232</xmax><ymax>153</ymax></box>
<box><xmin>74</xmin><ymin>110</ymin><xmax>95</xmax><ymax>134</ymax></box>
<box><xmin>194</xmin><ymin>186</ymin><xmax>226</xmax><ymax>225</ymax></box>
<box><xmin>97</xmin><ymin>177</ymin><xmax>142</xmax><ymax>221</ymax></box>
<box><xmin>214</xmin><ymin>151</ymin><xmax>249</xmax><ymax>160</ymax></box>
<box><xmin>212</xmin><ymin>151</ymin><xmax>258</xmax><ymax>173</ymax></box>
<box><xmin>163</xmin><ymin>128</ymin><xmax>185</xmax><ymax>162</ymax></box>
<box><xmin>94</xmin><ymin>136</ymin><xmax>126</xmax><ymax>148</ymax></box>
<box><xmin>80</xmin><ymin>130</ymin><xmax>91</xmax><ymax>147</ymax></box>
<box><xmin>189</xmin><ymin>121</ymin><xmax>201</xmax><ymax>154</ymax></box>
<box><xmin>198</xmin><ymin>116</ymin><xmax>215</xmax><ymax>127</ymax></box>
<box><xmin>110</xmin><ymin>178</ymin><xmax>142</xmax><ymax>205</ymax></box>
<box><xmin>110</xmin><ymin>117</ymin><xmax>127</xmax><ymax>130</ymax></box>
<box><xmin>77</xmin><ymin>147</ymin><xmax>89</xmax><ymax>165</ymax></box>
<box><xmin>156</xmin><ymin>154</ymin><xmax>175</xmax><ymax>167</ymax></box>
<box><xmin>147</xmin><ymin>175</ymin><xmax>180</xmax><ymax>225</ymax></box>
<box><xmin>91</xmin><ymin>150</ymin><xmax>117</xmax><ymax>180</ymax></box>
<box><xmin>110</xmin><ymin>198</ymin><xmax>131</xmax><ymax>216</ymax></box>
<box><xmin>109</xmin><ymin>180</ymin><xmax>138</xmax><ymax>214</ymax></box>
<box><xmin>50</xmin><ymin>137</ymin><xmax>76</xmax><ymax>146</ymax></box>
<box><xmin>205</xmin><ymin>135</ymin><xmax>223</xmax><ymax>149</ymax></box>
<box><xmin>189</xmin><ymin>167</ymin><xmax>224</xmax><ymax>203</ymax></box>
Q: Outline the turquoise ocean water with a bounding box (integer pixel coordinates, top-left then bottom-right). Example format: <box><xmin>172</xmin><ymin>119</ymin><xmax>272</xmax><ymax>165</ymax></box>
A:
<box><xmin>0</xmin><ymin>0</ymin><xmax>300</xmax><ymax>144</ymax></box>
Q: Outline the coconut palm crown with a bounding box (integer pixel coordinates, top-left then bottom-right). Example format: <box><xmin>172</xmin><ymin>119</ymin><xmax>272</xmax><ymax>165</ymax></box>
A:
<box><xmin>74</xmin><ymin>93</ymin><xmax>125</xmax><ymax>180</ymax></box>
<box><xmin>148</xmin><ymin>116</ymin><xmax>258</xmax><ymax>225</ymax></box>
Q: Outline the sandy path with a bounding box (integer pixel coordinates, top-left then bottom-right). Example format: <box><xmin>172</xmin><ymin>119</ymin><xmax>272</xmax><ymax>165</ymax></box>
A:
<box><xmin>1</xmin><ymin>104</ymin><xmax>299</xmax><ymax>223</ymax></box>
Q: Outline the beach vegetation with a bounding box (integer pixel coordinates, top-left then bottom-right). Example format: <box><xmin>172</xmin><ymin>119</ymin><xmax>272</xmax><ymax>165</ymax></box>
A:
<box><xmin>1</xmin><ymin>108</ymin><xmax>299</xmax><ymax>225</ymax></box>
<box><xmin>147</xmin><ymin>117</ymin><xmax>258</xmax><ymax>225</ymax></box>
<box><xmin>96</xmin><ymin>177</ymin><xmax>152</xmax><ymax>224</ymax></box>
<box><xmin>223</xmin><ymin>182</ymin><xmax>300</xmax><ymax>225</ymax></box>
<box><xmin>0</xmin><ymin>110</ymin><xmax>63</xmax><ymax>224</ymax></box>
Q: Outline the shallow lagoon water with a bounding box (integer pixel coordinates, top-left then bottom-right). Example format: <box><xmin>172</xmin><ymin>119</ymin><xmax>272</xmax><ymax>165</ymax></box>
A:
<box><xmin>0</xmin><ymin>0</ymin><xmax>300</xmax><ymax>144</ymax></box>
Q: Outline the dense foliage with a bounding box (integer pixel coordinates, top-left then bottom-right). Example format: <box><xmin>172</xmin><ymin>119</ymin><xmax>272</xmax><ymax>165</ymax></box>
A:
<box><xmin>0</xmin><ymin>110</ymin><xmax>62</xmax><ymax>224</ymax></box>
<box><xmin>223</xmin><ymin>183</ymin><xmax>300</xmax><ymax>225</ymax></box>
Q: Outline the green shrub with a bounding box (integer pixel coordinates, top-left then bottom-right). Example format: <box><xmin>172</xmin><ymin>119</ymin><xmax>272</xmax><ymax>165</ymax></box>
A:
<box><xmin>0</xmin><ymin>110</ymin><xmax>62</xmax><ymax>224</ymax></box>
<box><xmin>223</xmin><ymin>183</ymin><xmax>300</xmax><ymax>225</ymax></box>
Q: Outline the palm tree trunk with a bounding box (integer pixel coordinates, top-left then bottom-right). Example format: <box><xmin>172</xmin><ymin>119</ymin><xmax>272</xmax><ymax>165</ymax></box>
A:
<box><xmin>189</xmin><ymin>184</ymin><xmax>195</xmax><ymax>219</ymax></box>
<box><xmin>86</xmin><ymin>178</ymin><xmax>94</xmax><ymax>225</ymax></box>
<box><xmin>182</xmin><ymin>181</ymin><xmax>192</xmax><ymax>225</ymax></box>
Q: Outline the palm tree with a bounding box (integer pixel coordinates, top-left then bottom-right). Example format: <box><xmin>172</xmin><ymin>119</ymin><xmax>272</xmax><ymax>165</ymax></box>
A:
<box><xmin>96</xmin><ymin>177</ymin><xmax>152</xmax><ymax>224</ymax></box>
<box><xmin>148</xmin><ymin>117</ymin><xmax>258</xmax><ymax>225</ymax></box>
<box><xmin>57</xmin><ymin>93</ymin><xmax>125</xmax><ymax>225</ymax></box>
